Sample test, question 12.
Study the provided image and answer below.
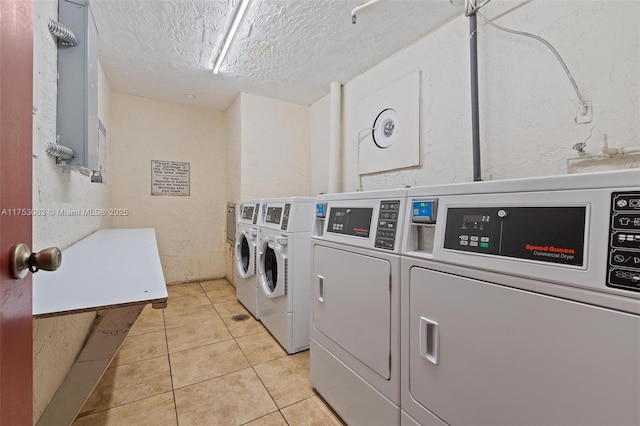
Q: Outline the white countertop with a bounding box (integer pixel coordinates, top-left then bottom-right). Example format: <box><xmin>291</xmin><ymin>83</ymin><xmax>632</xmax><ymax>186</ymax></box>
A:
<box><xmin>33</xmin><ymin>228</ymin><xmax>168</xmax><ymax>317</ymax></box>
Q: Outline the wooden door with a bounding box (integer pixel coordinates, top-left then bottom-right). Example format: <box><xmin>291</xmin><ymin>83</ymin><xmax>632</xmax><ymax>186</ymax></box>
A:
<box><xmin>0</xmin><ymin>1</ymin><xmax>34</xmax><ymax>424</ymax></box>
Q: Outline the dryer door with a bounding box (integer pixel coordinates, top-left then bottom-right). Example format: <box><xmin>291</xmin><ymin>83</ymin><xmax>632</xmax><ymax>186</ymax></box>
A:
<box><xmin>258</xmin><ymin>235</ymin><xmax>287</xmax><ymax>298</ymax></box>
<box><xmin>312</xmin><ymin>245</ymin><xmax>392</xmax><ymax>379</ymax></box>
<box><xmin>235</xmin><ymin>230</ymin><xmax>255</xmax><ymax>278</ymax></box>
<box><xmin>407</xmin><ymin>267</ymin><xmax>640</xmax><ymax>426</ymax></box>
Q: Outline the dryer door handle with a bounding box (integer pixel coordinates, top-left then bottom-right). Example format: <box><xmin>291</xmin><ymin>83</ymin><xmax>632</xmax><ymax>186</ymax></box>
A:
<box><xmin>420</xmin><ymin>316</ymin><xmax>439</xmax><ymax>365</ymax></box>
<box><xmin>317</xmin><ymin>275</ymin><xmax>324</xmax><ymax>303</ymax></box>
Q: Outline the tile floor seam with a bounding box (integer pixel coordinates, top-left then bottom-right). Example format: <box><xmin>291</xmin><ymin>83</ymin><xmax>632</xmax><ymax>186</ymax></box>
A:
<box><xmin>234</xmin><ymin>335</ymin><xmax>254</xmax><ymax>368</ymax></box>
<box><xmin>77</xmin><ymin>281</ymin><xmax>341</xmax><ymax>426</ymax></box>
<box><xmin>230</xmin><ymin>319</ymin><xmax>290</xmax><ymax>426</ymax></box>
<box><xmin>170</xmin><ymin>364</ymin><xmax>257</xmax><ymax>391</ymax></box>
<box><xmin>199</xmin><ymin>282</ymin><xmax>265</xmax><ymax>341</ymax></box>
<box><xmin>229</xmin><ymin>304</ymin><xmax>289</xmax><ymax>425</ymax></box>
<box><xmin>73</xmin><ymin>391</ymin><xmax>176</xmax><ymax>421</ymax></box>
<box><xmin>167</xmin><ymin>335</ymin><xmax>236</xmax><ymax>356</ymax></box>
<box><xmin>218</xmin><ymin>286</ymin><xmax>284</xmax><ymax>423</ymax></box>
<box><xmin>277</xmin><ymin>394</ymin><xmax>318</xmax><ymax>411</ymax></box>
<box><xmin>225</xmin><ymin>328</ymin><xmax>264</xmax><ymax>339</ymax></box>
<box><xmin>101</xmin><ymin>353</ymin><xmax>169</xmax><ymax>374</ymax></box>
<box><xmin>280</xmin><ymin>410</ymin><xmax>292</xmax><ymax>426</ymax></box>
<box><xmin>201</xmin><ymin>281</ymin><xmax>227</xmax><ymax>318</ymax></box>
<box><xmin>162</xmin><ymin>308</ymin><xmax>180</xmax><ymax>426</ymax></box>
<box><xmin>237</xmin><ymin>410</ymin><xmax>290</xmax><ymax>426</ymax></box>
<box><xmin>201</xmin><ymin>283</ymin><xmax>223</xmax><ymax>312</ymax></box>
<box><xmin>248</xmin><ymin>358</ymin><xmax>282</xmax><ymax>416</ymax></box>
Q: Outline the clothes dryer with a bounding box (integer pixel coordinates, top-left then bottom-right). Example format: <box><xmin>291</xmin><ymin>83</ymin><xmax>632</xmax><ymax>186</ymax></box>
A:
<box><xmin>235</xmin><ymin>200</ymin><xmax>262</xmax><ymax>319</ymax></box>
<box><xmin>400</xmin><ymin>169</ymin><xmax>640</xmax><ymax>426</ymax></box>
<box><xmin>310</xmin><ymin>189</ymin><xmax>408</xmax><ymax>426</ymax></box>
<box><xmin>257</xmin><ymin>197</ymin><xmax>315</xmax><ymax>354</ymax></box>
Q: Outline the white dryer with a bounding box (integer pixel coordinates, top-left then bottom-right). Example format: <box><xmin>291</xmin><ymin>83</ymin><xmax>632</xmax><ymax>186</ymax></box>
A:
<box><xmin>257</xmin><ymin>197</ymin><xmax>315</xmax><ymax>354</ymax></box>
<box><xmin>400</xmin><ymin>169</ymin><xmax>640</xmax><ymax>426</ymax></box>
<box><xmin>310</xmin><ymin>189</ymin><xmax>408</xmax><ymax>426</ymax></box>
<box><xmin>235</xmin><ymin>200</ymin><xmax>262</xmax><ymax>319</ymax></box>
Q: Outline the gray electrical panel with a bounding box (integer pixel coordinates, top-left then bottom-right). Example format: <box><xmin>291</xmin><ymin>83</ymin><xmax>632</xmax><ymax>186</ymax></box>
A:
<box><xmin>227</xmin><ymin>203</ymin><xmax>236</xmax><ymax>244</ymax></box>
<box><xmin>56</xmin><ymin>0</ymin><xmax>99</xmax><ymax>173</ymax></box>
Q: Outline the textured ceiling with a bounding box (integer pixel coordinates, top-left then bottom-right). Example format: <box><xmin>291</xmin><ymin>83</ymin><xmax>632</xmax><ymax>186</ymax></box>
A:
<box><xmin>90</xmin><ymin>0</ymin><xmax>463</xmax><ymax>110</ymax></box>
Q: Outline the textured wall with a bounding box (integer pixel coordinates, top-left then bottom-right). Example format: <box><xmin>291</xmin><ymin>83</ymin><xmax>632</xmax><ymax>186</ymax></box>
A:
<box><xmin>310</xmin><ymin>0</ymin><xmax>639</xmax><ymax>192</ymax></box>
<box><xmin>225</xmin><ymin>93</ymin><xmax>311</xmax><ymax>283</ymax></box>
<box><xmin>31</xmin><ymin>1</ymin><xmax>111</xmax><ymax>422</ymax></box>
<box><xmin>225</xmin><ymin>95</ymin><xmax>242</xmax><ymax>284</ymax></box>
<box><xmin>108</xmin><ymin>93</ymin><xmax>227</xmax><ymax>284</ymax></box>
<box><xmin>310</xmin><ymin>94</ymin><xmax>330</xmax><ymax>196</ymax></box>
<box><xmin>239</xmin><ymin>93</ymin><xmax>311</xmax><ymax>199</ymax></box>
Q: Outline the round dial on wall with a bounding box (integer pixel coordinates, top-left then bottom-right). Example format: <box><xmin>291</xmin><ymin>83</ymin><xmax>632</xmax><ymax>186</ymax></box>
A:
<box><xmin>372</xmin><ymin>108</ymin><xmax>399</xmax><ymax>149</ymax></box>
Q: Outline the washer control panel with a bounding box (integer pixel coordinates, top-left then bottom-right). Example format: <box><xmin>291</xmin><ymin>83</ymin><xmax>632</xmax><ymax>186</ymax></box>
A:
<box><xmin>607</xmin><ymin>192</ymin><xmax>640</xmax><ymax>292</ymax></box>
<box><xmin>241</xmin><ymin>205</ymin><xmax>255</xmax><ymax>221</ymax></box>
<box><xmin>281</xmin><ymin>203</ymin><xmax>291</xmax><ymax>231</ymax></box>
<box><xmin>252</xmin><ymin>203</ymin><xmax>260</xmax><ymax>224</ymax></box>
<box><xmin>375</xmin><ymin>200</ymin><xmax>401</xmax><ymax>250</ymax></box>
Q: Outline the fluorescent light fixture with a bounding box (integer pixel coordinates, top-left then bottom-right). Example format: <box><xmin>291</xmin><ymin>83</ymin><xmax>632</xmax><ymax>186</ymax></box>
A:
<box><xmin>212</xmin><ymin>0</ymin><xmax>251</xmax><ymax>74</ymax></box>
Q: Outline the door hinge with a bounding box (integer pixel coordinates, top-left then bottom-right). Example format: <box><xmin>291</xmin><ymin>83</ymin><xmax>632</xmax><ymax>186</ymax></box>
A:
<box><xmin>389</xmin><ymin>353</ymin><xmax>392</xmax><ymax>371</ymax></box>
<box><xmin>389</xmin><ymin>275</ymin><xmax>392</xmax><ymax>292</ymax></box>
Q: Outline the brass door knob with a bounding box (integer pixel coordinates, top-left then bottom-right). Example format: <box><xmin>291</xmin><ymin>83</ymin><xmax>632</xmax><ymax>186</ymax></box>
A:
<box><xmin>10</xmin><ymin>244</ymin><xmax>62</xmax><ymax>279</ymax></box>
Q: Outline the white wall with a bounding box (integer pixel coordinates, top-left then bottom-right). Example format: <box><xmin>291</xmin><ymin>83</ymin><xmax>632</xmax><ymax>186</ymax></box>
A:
<box><xmin>310</xmin><ymin>94</ymin><xmax>330</xmax><ymax>196</ymax></box>
<box><xmin>32</xmin><ymin>1</ymin><xmax>111</xmax><ymax>422</ymax></box>
<box><xmin>310</xmin><ymin>0</ymin><xmax>640</xmax><ymax>192</ymax></box>
<box><xmin>224</xmin><ymin>93</ymin><xmax>311</xmax><ymax>284</ymax></box>
<box><xmin>108</xmin><ymin>93</ymin><xmax>227</xmax><ymax>284</ymax></box>
<box><xmin>225</xmin><ymin>95</ymin><xmax>242</xmax><ymax>284</ymax></box>
<box><xmin>226</xmin><ymin>96</ymin><xmax>242</xmax><ymax>209</ymax></box>
<box><xmin>239</xmin><ymin>93</ymin><xmax>311</xmax><ymax>200</ymax></box>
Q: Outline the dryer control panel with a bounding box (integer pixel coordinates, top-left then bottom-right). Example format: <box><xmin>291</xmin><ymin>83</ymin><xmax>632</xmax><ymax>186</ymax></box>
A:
<box><xmin>327</xmin><ymin>207</ymin><xmax>373</xmax><ymax>238</ymax></box>
<box><xmin>375</xmin><ymin>200</ymin><xmax>401</xmax><ymax>250</ymax></box>
<box><xmin>314</xmin><ymin>190</ymin><xmax>408</xmax><ymax>253</ymax></box>
<box><xmin>607</xmin><ymin>191</ymin><xmax>640</xmax><ymax>292</ymax></box>
<box><xmin>443</xmin><ymin>206</ymin><xmax>586</xmax><ymax>267</ymax></box>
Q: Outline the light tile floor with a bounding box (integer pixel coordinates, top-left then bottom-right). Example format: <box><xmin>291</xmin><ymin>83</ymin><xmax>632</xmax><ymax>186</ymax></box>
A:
<box><xmin>72</xmin><ymin>279</ymin><xmax>344</xmax><ymax>426</ymax></box>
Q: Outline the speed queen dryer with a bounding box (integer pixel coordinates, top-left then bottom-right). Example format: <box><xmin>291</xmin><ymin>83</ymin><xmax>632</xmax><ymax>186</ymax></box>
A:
<box><xmin>257</xmin><ymin>197</ymin><xmax>315</xmax><ymax>354</ymax></box>
<box><xmin>400</xmin><ymin>169</ymin><xmax>640</xmax><ymax>426</ymax></box>
<box><xmin>310</xmin><ymin>189</ymin><xmax>408</xmax><ymax>426</ymax></box>
<box><xmin>235</xmin><ymin>200</ymin><xmax>262</xmax><ymax>319</ymax></box>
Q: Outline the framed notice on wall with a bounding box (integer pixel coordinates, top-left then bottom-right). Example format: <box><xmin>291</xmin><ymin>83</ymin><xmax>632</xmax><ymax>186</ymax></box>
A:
<box><xmin>151</xmin><ymin>160</ymin><xmax>190</xmax><ymax>196</ymax></box>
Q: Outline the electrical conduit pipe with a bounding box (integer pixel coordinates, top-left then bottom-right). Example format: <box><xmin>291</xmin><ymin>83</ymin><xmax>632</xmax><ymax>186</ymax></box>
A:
<box><xmin>566</xmin><ymin>134</ymin><xmax>640</xmax><ymax>169</ymax></box>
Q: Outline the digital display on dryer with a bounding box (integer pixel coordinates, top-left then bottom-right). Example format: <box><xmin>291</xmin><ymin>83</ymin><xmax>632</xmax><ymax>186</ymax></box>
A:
<box><xmin>265</xmin><ymin>207</ymin><xmax>283</xmax><ymax>224</ymax></box>
<box><xmin>241</xmin><ymin>206</ymin><xmax>255</xmax><ymax>220</ymax></box>
<box><xmin>327</xmin><ymin>207</ymin><xmax>373</xmax><ymax>238</ymax></box>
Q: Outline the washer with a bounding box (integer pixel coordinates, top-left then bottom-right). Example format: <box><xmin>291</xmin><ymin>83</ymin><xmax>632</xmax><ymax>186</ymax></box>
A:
<box><xmin>257</xmin><ymin>197</ymin><xmax>315</xmax><ymax>354</ymax></box>
<box><xmin>310</xmin><ymin>189</ymin><xmax>408</xmax><ymax>426</ymax></box>
<box><xmin>400</xmin><ymin>169</ymin><xmax>640</xmax><ymax>426</ymax></box>
<box><xmin>235</xmin><ymin>199</ymin><xmax>262</xmax><ymax>319</ymax></box>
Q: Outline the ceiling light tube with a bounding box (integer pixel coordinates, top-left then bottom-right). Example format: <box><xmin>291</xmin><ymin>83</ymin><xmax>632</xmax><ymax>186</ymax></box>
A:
<box><xmin>213</xmin><ymin>0</ymin><xmax>251</xmax><ymax>74</ymax></box>
<box><xmin>351</xmin><ymin>0</ymin><xmax>382</xmax><ymax>24</ymax></box>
